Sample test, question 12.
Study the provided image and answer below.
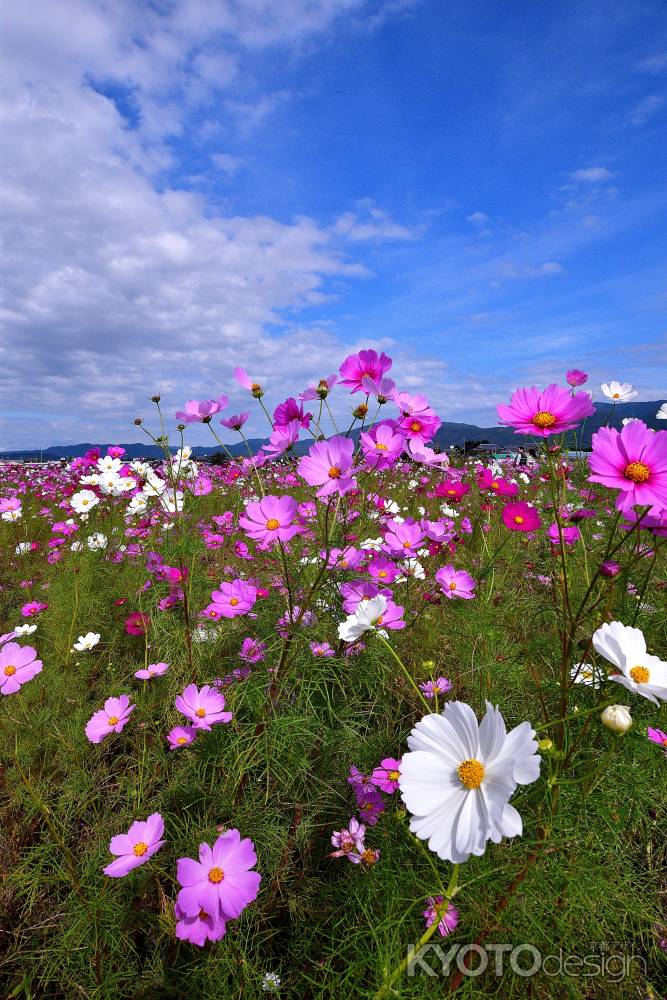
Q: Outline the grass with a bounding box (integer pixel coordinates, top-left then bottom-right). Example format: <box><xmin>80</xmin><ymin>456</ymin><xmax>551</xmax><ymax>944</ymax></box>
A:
<box><xmin>1</xmin><ymin>450</ymin><xmax>666</xmax><ymax>999</ymax></box>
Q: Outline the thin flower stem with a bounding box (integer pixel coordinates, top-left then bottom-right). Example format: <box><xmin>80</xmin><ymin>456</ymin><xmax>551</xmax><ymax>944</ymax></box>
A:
<box><xmin>376</xmin><ymin>634</ymin><xmax>431</xmax><ymax>712</ymax></box>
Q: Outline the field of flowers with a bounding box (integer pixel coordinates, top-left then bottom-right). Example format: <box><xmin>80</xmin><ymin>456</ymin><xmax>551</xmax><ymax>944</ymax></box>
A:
<box><xmin>1</xmin><ymin>352</ymin><xmax>666</xmax><ymax>999</ymax></box>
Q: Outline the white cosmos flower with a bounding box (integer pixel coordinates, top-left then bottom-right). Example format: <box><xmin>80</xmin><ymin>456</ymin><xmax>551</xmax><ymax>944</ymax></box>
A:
<box><xmin>14</xmin><ymin>623</ymin><xmax>37</xmax><ymax>636</ymax></box>
<box><xmin>399</xmin><ymin>701</ymin><xmax>540</xmax><ymax>864</ymax></box>
<box><xmin>71</xmin><ymin>490</ymin><xmax>99</xmax><ymax>514</ymax></box>
<box><xmin>15</xmin><ymin>542</ymin><xmax>32</xmax><ymax>554</ymax></box>
<box><xmin>397</xmin><ymin>559</ymin><xmax>425</xmax><ymax>582</ymax></box>
<box><xmin>601</xmin><ymin>705</ymin><xmax>632</xmax><ymax>734</ymax></box>
<box><xmin>71</xmin><ymin>540</ymin><xmax>84</xmax><ymax>552</ymax></box>
<box><xmin>570</xmin><ymin>662</ymin><xmax>605</xmax><ymax>687</ymax></box>
<box><xmin>592</xmin><ymin>620</ymin><xmax>667</xmax><ymax>705</ymax></box>
<box><xmin>657</xmin><ymin>403</ymin><xmax>667</xmax><ymax>420</ymax></box>
<box><xmin>127</xmin><ymin>494</ymin><xmax>148</xmax><ymax>515</ymax></box>
<box><xmin>97</xmin><ymin>456</ymin><xmax>121</xmax><ymax>473</ymax></box>
<box><xmin>601</xmin><ymin>381</ymin><xmax>637</xmax><ymax>402</ymax></box>
<box><xmin>338</xmin><ymin>595</ymin><xmax>387</xmax><ymax>642</ymax></box>
<box><xmin>73</xmin><ymin>632</ymin><xmax>101</xmax><ymax>651</ymax></box>
<box><xmin>86</xmin><ymin>532</ymin><xmax>108</xmax><ymax>551</ymax></box>
<box><xmin>2</xmin><ymin>508</ymin><xmax>22</xmax><ymax>522</ymax></box>
<box><xmin>80</xmin><ymin>473</ymin><xmax>101</xmax><ymax>486</ymax></box>
<box><xmin>97</xmin><ymin>472</ymin><xmax>121</xmax><ymax>495</ymax></box>
<box><xmin>159</xmin><ymin>490</ymin><xmax>184</xmax><ymax>514</ymax></box>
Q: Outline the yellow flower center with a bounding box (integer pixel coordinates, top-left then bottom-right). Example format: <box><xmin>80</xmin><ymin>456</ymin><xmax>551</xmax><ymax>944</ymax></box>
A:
<box><xmin>266</xmin><ymin>518</ymin><xmax>280</xmax><ymax>530</ymax></box>
<box><xmin>410</xmin><ymin>421</ymin><xmax>421</xmax><ymax>432</ymax></box>
<box><xmin>229</xmin><ymin>597</ymin><xmax>239</xmax><ymax>606</ymax></box>
<box><xmin>195</xmin><ymin>707</ymin><xmax>206</xmax><ymax>718</ymax></box>
<box><xmin>457</xmin><ymin>758</ymin><xmax>485</xmax><ymax>789</ymax></box>
<box><xmin>388</xmin><ymin>770</ymin><xmax>400</xmax><ymax>780</ymax></box>
<box><xmin>376</xmin><ymin>615</ymin><xmax>384</xmax><ymax>625</ymax></box>
<box><xmin>133</xmin><ymin>841</ymin><xmax>148</xmax><ymax>857</ymax></box>
<box><xmin>449</xmin><ymin>581</ymin><xmax>457</xmax><ymax>591</ymax></box>
<box><xmin>375</xmin><ymin>442</ymin><xmax>388</xmax><ymax>451</ymax></box>
<box><xmin>251</xmin><ymin>383</ymin><xmax>261</xmax><ymax>392</ymax></box>
<box><xmin>514</xmin><ymin>515</ymin><xmax>524</xmax><ymax>524</ymax></box>
<box><xmin>107</xmin><ymin>715</ymin><xmax>119</xmax><ymax>725</ymax></box>
<box><xmin>378</xmin><ymin>570</ymin><xmax>387</xmax><ymax>578</ymax></box>
<box><xmin>491</xmin><ymin>481</ymin><xmax>499</xmax><ymax>489</ymax></box>
<box><xmin>533</xmin><ymin>410</ymin><xmax>556</xmax><ymax>428</ymax></box>
<box><xmin>176</xmin><ymin>736</ymin><xmax>187</xmax><ymax>744</ymax></box>
<box><xmin>447</xmin><ymin>488</ymin><xmax>456</xmax><ymax>495</ymax></box>
<box><xmin>403</xmin><ymin>540</ymin><xmax>411</xmax><ymax>547</ymax></box>
<box><xmin>629</xmin><ymin>665</ymin><xmax>650</xmax><ymax>684</ymax></box>
<box><xmin>624</xmin><ymin>461</ymin><xmax>650</xmax><ymax>483</ymax></box>
<box><xmin>208</xmin><ymin>867</ymin><xmax>225</xmax><ymax>883</ymax></box>
<box><xmin>328</xmin><ymin>466</ymin><xmax>341</xmax><ymax>479</ymax></box>
<box><xmin>4</xmin><ymin>665</ymin><xmax>16</xmax><ymax>676</ymax></box>
<box><xmin>612</xmin><ymin>392</ymin><xmax>620</xmax><ymax>399</ymax></box>
<box><xmin>361</xmin><ymin>848</ymin><xmax>377</xmax><ymax>864</ymax></box>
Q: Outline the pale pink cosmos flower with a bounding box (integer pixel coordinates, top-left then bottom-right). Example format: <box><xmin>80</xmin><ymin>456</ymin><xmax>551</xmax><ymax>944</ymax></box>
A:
<box><xmin>233</xmin><ymin>366</ymin><xmax>264</xmax><ymax>397</ymax></box>
<box><xmin>588</xmin><ymin>421</ymin><xmax>667</xmax><ymax>512</ymax></box>
<box><xmin>360</xmin><ymin>422</ymin><xmax>405</xmax><ymax>469</ymax></box>
<box><xmin>175</xmin><ymin>901</ymin><xmax>227</xmax><ymax>945</ymax></box>
<box><xmin>497</xmin><ymin>384</ymin><xmax>595</xmax><ymax>436</ymax></box>
<box><xmin>398</xmin><ymin>410</ymin><xmax>441</xmax><ymax>443</ymax></box>
<box><xmin>339</xmin><ymin>350</ymin><xmax>392</xmax><ymax>393</ymax></box>
<box><xmin>383</xmin><ymin>519</ymin><xmax>426</xmax><ymax>557</ymax></box>
<box><xmin>103</xmin><ymin>813</ymin><xmax>165</xmax><ymax>877</ymax></box>
<box><xmin>175</xmin><ymin>684</ymin><xmax>233</xmax><ymax>730</ymax></box>
<box><xmin>298</xmin><ymin>436</ymin><xmax>356</xmax><ymax>498</ymax></box>
<box><xmin>134</xmin><ymin>662</ymin><xmax>170</xmax><ymax>680</ymax></box>
<box><xmin>435</xmin><ymin>565</ymin><xmax>477</xmax><ymax>600</ymax></box>
<box><xmin>261</xmin><ymin>420</ymin><xmax>301</xmax><ymax>458</ymax></box>
<box><xmin>85</xmin><ymin>695</ymin><xmax>135</xmax><ymax>743</ymax></box>
<box><xmin>176</xmin><ymin>829</ymin><xmax>261</xmax><ymax>922</ymax></box>
<box><xmin>239</xmin><ymin>495</ymin><xmax>301</xmax><ymax>545</ymax></box>
<box><xmin>175</xmin><ymin>396</ymin><xmax>228</xmax><ymax>423</ymax></box>
<box><xmin>167</xmin><ymin>725</ymin><xmax>197</xmax><ymax>749</ymax></box>
<box><xmin>0</xmin><ymin>642</ymin><xmax>43</xmax><ymax>695</ymax></box>
<box><xmin>209</xmin><ymin>579</ymin><xmax>257</xmax><ymax>618</ymax></box>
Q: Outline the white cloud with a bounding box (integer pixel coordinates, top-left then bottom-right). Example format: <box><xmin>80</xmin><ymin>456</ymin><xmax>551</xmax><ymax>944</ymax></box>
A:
<box><xmin>466</xmin><ymin>211</ymin><xmax>490</xmax><ymax>226</ymax></box>
<box><xmin>211</xmin><ymin>152</ymin><xmax>243</xmax><ymax>174</ymax></box>
<box><xmin>570</xmin><ymin>166</ymin><xmax>614</xmax><ymax>182</ymax></box>
<box><xmin>626</xmin><ymin>94</ymin><xmax>665</xmax><ymax>125</ymax></box>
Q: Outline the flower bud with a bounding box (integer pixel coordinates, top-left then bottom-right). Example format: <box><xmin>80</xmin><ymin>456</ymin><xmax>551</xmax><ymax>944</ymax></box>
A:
<box><xmin>352</xmin><ymin>404</ymin><xmax>369</xmax><ymax>419</ymax></box>
<box><xmin>134</xmin><ymin>417</ymin><xmax>143</xmax><ymax>425</ymax></box>
<box><xmin>601</xmin><ymin>705</ymin><xmax>632</xmax><ymax>734</ymax></box>
<box><xmin>151</xmin><ymin>394</ymin><xmax>161</xmax><ymax>403</ymax></box>
<box><xmin>538</xmin><ymin>738</ymin><xmax>554</xmax><ymax>753</ymax></box>
<box><xmin>421</xmin><ymin>659</ymin><xmax>435</xmax><ymax>669</ymax></box>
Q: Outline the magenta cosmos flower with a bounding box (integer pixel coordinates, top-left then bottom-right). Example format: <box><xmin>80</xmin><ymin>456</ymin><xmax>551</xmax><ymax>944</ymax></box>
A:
<box><xmin>209</xmin><ymin>579</ymin><xmax>257</xmax><ymax>618</ymax></box>
<box><xmin>547</xmin><ymin>523</ymin><xmax>581</xmax><ymax>546</ymax></box>
<box><xmin>103</xmin><ymin>813</ymin><xmax>165</xmax><ymax>877</ymax></box>
<box><xmin>167</xmin><ymin>725</ymin><xmax>198</xmax><ymax>749</ymax></box>
<box><xmin>435</xmin><ymin>565</ymin><xmax>477</xmax><ymax>599</ymax></box>
<box><xmin>273</xmin><ymin>397</ymin><xmax>312</xmax><ymax>429</ymax></box>
<box><xmin>176</xmin><ymin>829</ymin><xmax>261</xmax><ymax>922</ymax></box>
<box><xmin>339</xmin><ymin>349</ymin><xmax>392</xmax><ymax>393</ymax></box>
<box><xmin>566</xmin><ymin>369</ymin><xmax>588</xmax><ymax>387</ymax></box>
<box><xmin>239</xmin><ymin>495</ymin><xmax>301</xmax><ymax>545</ymax></box>
<box><xmin>85</xmin><ymin>695</ymin><xmax>135</xmax><ymax>743</ymax></box>
<box><xmin>21</xmin><ymin>601</ymin><xmax>48</xmax><ymax>618</ymax></box>
<box><xmin>588</xmin><ymin>421</ymin><xmax>667</xmax><ymax>512</ymax></box>
<box><xmin>175</xmin><ymin>395</ymin><xmax>228</xmax><ymax>423</ymax></box>
<box><xmin>497</xmin><ymin>384</ymin><xmax>594</xmax><ymax>436</ymax></box>
<box><xmin>648</xmin><ymin>727</ymin><xmax>667</xmax><ymax>753</ymax></box>
<box><xmin>502</xmin><ymin>501</ymin><xmax>542</xmax><ymax>532</ymax></box>
<box><xmin>175</xmin><ymin>901</ymin><xmax>227</xmax><ymax>945</ymax></box>
<box><xmin>0</xmin><ymin>642</ymin><xmax>42</xmax><ymax>695</ymax></box>
<box><xmin>175</xmin><ymin>684</ymin><xmax>233</xmax><ymax>731</ymax></box>
<box><xmin>220</xmin><ymin>411</ymin><xmax>249</xmax><ymax>431</ymax></box>
<box><xmin>125</xmin><ymin>612</ymin><xmax>150</xmax><ymax>636</ymax></box>
<box><xmin>371</xmin><ymin>757</ymin><xmax>402</xmax><ymax>793</ymax></box>
<box><xmin>423</xmin><ymin>897</ymin><xmax>459</xmax><ymax>937</ymax></box>
<box><xmin>298</xmin><ymin>436</ymin><xmax>356</xmax><ymax>498</ymax></box>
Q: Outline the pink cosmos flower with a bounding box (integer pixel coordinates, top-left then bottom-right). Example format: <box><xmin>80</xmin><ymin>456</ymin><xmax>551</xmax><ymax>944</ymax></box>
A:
<box><xmin>176</xmin><ymin>829</ymin><xmax>261</xmax><ymax>922</ymax></box>
<box><xmin>209</xmin><ymin>579</ymin><xmax>257</xmax><ymax>618</ymax></box>
<box><xmin>419</xmin><ymin>676</ymin><xmax>452</xmax><ymax>698</ymax></box>
<box><xmin>175</xmin><ymin>901</ymin><xmax>227</xmax><ymax>945</ymax></box>
<box><xmin>436</xmin><ymin>480</ymin><xmax>470</xmax><ymax>501</ymax></box>
<box><xmin>103</xmin><ymin>813</ymin><xmax>165</xmax><ymax>877</ymax></box>
<box><xmin>85</xmin><ymin>695</ymin><xmax>135</xmax><ymax>744</ymax></box>
<box><xmin>300</xmin><ymin>374</ymin><xmax>337</xmax><ymax>400</ymax></box>
<box><xmin>298</xmin><ymin>436</ymin><xmax>356</xmax><ymax>498</ymax></box>
<box><xmin>0</xmin><ymin>642</ymin><xmax>43</xmax><ymax>695</ymax></box>
<box><xmin>239</xmin><ymin>495</ymin><xmax>301</xmax><ymax>545</ymax></box>
<box><xmin>233</xmin><ymin>366</ymin><xmax>264</xmax><ymax>397</ymax></box>
<box><xmin>398</xmin><ymin>410</ymin><xmax>441</xmax><ymax>443</ymax></box>
<box><xmin>261</xmin><ymin>420</ymin><xmax>301</xmax><ymax>458</ymax></box>
<box><xmin>125</xmin><ymin>612</ymin><xmax>150</xmax><ymax>636</ymax></box>
<box><xmin>367</xmin><ymin>555</ymin><xmax>400</xmax><ymax>584</ymax></box>
<box><xmin>407</xmin><ymin>440</ymin><xmax>450</xmax><ymax>466</ymax></box>
<box><xmin>361</xmin><ymin>374</ymin><xmax>395</xmax><ymax>400</ymax></box>
<box><xmin>477</xmin><ymin>469</ymin><xmax>518</xmax><ymax>497</ymax></box>
<box><xmin>339</xmin><ymin>350</ymin><xmax>392</xmax><ymax>393</ymax></box>
<box><xmin>648</xmin><ymin>727</ymin><xmax>667</xmax><ymax>753</ymax></box>
<box><xmin>566</xmin><ymin>369</ymin><xmax>588</xmax><ymax>387</ymax></box>
<box><xmin>435</xmin><ymin>565</ymin><xmax>477</xmax><ymax>599</ymax></box>
<box><xmin>167</xmin><ymin>725</ymin><xmax>198</xmax><ymax>749</ymax></box>
<box><xmin>588</xmin><ymin>421</ymin><xmax>667</xmax><ymax>512</ymax></box>
<box><xmin>175</xmin><ymin>395</ymin><xmax>228</xmax><ymax>423</ymax></box>
<box><xmin>107</xmin><ymin>446</ymin><xmax>126</xmax><ymax>458</ymax></box>
<box><xmin>134</xmin><ymin>662</ymin><xmax>169</xmax><ymax>680</ymax></box>
<box><xmin>220</xmin><ymin>411</ymin><xmax>249</xmax><ymax>431</ymax></box>
<box><xmin>324</xmin><ymin>546</ymin><xmax>364</xmax><ymax>570</ymax></box>
<box><xmin>21</xmin><ymin>601</ymin><xmax>48</xmax><ymax>617</ymax></box>
<box><xmin>330</xmin><ymin>817</ymin><xmax>366</xmax><ymax>861</ymax></box>
<box><xmin>273</xmin><ymin>397</ymin><xmax>312</xmax><ymax>429</ymax></box>
<box><xmin>371</xmin><ymin>757</ymin><xmax>402</xmax><ymax>793</ymax></box>
<box><xmin>383</xmin><ymin>518</ymin><xmax>426</xmax><ymax>557</ymax></box>
<box><xmin>423</xmin><ymin>897</ymin><xmax>459</xmax><ymax>937</ymax></box>
<box><xmin>497</xmin><ymin>384</ymin><xmax>595</xmax><ymax>436</ymax></box>
<box><xmin>341</xmin><ymin>579</ymin><xmax>384</xmax><ymax>613</ymax></box>
<box><xmin>310</xmin><ymin>641</ymin><xmax>335</xmax><ymax>657</ymax></box>
<box><xmin>547</xmin><ymin>523</ymin><xmax>581</xmax><ymax>546</ymax></box>
<box><xmin>175</xmin><ymin>684</ymin><xmax>233</xmax><ymax>731</ymax></box>
<box><xmin>502</xmin><ymin>501</ymin><xmax>542</xmax><ymax>532</ymax></box>
<box><xmin>360</xmin><ymin>422</ymin><xmax>405</xmax><ymax>469</ymax></box>
<box><xmin>239</xmin><ymin>637</ymin><xmax>267</xmax><ymax>663</ymax></box>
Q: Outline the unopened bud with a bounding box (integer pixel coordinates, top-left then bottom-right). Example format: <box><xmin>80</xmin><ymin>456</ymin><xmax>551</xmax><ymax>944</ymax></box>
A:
<box><xmin>151</xmin><ymin>394</ymin><xmax>161</xmax><ymax>403</ymax></box>
<box><xmin>601</xmin><ymin>704</ymin><xmax>632</xmax><ymax>734</ymax></box>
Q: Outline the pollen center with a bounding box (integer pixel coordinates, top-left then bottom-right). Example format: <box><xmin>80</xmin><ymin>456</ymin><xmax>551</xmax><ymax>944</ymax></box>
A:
<box><xmin>4</xmin><ymin>665</ymin><xmax>16</xmax><ymax>676</ymax></box>
<box><xmin>133</xmin><ymin>841</ymin><xmax>148</xmax><ymax>857</ymax></box>
<box><xmin>410</xmin><ymin>421</ymin><xmax>421</xmax><ymax>432</ymax></box>
<box><xmin>514</xmin><ymin>515</ymin><xmax>524</xmax><ymax>524</ymax></box>
<box><xmin>176</xmin><ymin>736</ymin><xmax>187</xmax><ymax>744</ymax></box>
<box><xmin>195</xmin><ymin>707</ymin><xmax>206</xmax><ymax>718</ymax></box>
<box><xmin>457</xmin><ymin>758</ymin><xmax>485</xmax><ymax>789</ymax></box>
<box><xmin>533</xmin><ymin>410</ymin><xmax>556</xmax><ymax>428</ymax></box>
<box><xmin>208</xmin><ymin>867</ymin><xmax>224</xmax><ymax>883</ymax></box>
<box><xmin>449</xmin><ymin>582</ymin><xmax>457</xmax><ymax>590</ymax></box>
<box><xmin>328</xmin><ymin>466</ymin><xmax>341</xmax><ymax>479</ymax></box>
<box><xmin>629</xmin><ymin>665</ymin><xmax>650</xmax><ymax>684</ymax></box>
<box><xmin>624</xmin><ymin>461</ymin><xmax>650</xmax><ymax>483</ymax></box>
<box><xmin>107</xmin><ymin>715</ymin><xmax>119</xmax><ymax>725</ymax></box>
<box><xmin>388</xmin><ymin>769</ymin><xmax>400</xmax><ymax>780</ymax></box>
<box><xmin>265</xmin><ymin>518</ymin><xmax>280</xmax><ymax>530</ymax></box>
<box><xmin>375</xmin><ymin>442</ymin><xmax>388</xmax><ymax>451</ymax></box>
<box><xmin>229</xmin><ymin>597</ymin><xmax>239</xmax><ymax>606</ymax></box>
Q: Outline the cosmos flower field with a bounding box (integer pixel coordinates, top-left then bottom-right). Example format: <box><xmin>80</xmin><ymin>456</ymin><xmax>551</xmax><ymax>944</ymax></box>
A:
<box><xmin>1</xmin><ymin>353</ymin><xmax>666</xmax><ymax>999</ymax></box>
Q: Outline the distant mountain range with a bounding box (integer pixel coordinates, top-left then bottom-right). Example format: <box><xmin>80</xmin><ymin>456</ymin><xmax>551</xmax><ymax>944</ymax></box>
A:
<box><xmin>1</xmin><ymin>400</ymin><xmax>664</xmax><ymax>461</ymax></box>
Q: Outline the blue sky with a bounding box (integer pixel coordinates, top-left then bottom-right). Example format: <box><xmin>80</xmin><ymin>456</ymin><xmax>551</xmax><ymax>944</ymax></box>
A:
<box><xmin>1</xmin><ymin>0</ymin><xmax>665</xmax><ymax>449</ymax></box>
